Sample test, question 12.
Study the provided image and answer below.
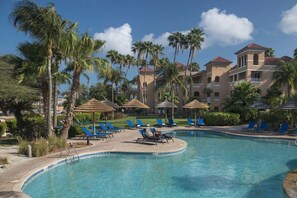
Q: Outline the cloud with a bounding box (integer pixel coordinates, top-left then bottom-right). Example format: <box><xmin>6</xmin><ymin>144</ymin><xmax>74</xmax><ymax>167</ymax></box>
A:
<box><xmin>142</xmin><ymin>32</ymin><xmax>171</xmax><ymax>46</ymax></box>
<box><xmin>199</xmin><ymin>8</ymin><xmax>254</xmax><ymax>48</ymax></box>
<box><xmin>279</xmin><ymin>4</ymin><xmax>297</xmax><ymax>35</ymax></box>
<box><xmin>93</xmin><ymin>23</ymin><xmax>133</xmax><ymax>55</ymax></box>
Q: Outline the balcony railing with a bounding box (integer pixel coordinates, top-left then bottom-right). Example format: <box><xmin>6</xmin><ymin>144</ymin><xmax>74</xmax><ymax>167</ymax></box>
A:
<box><xmin>251</xmin><ymin>78</ymin><xmax>261</xmax><ymax>83</ymax></box>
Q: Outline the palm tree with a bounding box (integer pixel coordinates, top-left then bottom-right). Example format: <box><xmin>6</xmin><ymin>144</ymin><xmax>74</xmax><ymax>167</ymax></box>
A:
<box><xmin>265</xmin><ymin>48</ymin><xmax>275</xmax><ymax>57</ymax></box>
<box><xmin>294</xmin><ymin>49</ymin><xmax>297</xmax><ymax>59</ymax></box>
<box><xmin>10</xmin><ymin>0</ymin><xmax>76</xmax><ymax>136</ymax></box>
<box><xmin>106</xmin><ymin>50</ymin><xmax>119</xmax><ymax>66</ymax></box>
<box><xmin>186</xmin><ymin>28</ymin><xmax>204</xmax><ymax>97</ymax></box>
<box><xmin>273</xmin><ymin>60</ymin><xmax>297</xmax><ymax>98</ymax></box>
<box><xmin>189</xmin><ymin>62</ymin><xmax>200</xmax><ymax>72</ymax></box>
<box><xmin>124</xmin><ymin>55</ymin><xmax>135</xmax><ymax>78</ymax></box>
<box><xmin>168</xmin><ymin>32</ymin><xmax>184</xmax><ymax>62</ymax></box>
<box><xmin>132</xmin><ymin>41</ymin><xmax>144</xmax><ymax>66</ymax></box>
<box><xmin>60</xmin><ymin>33</ymin><xmax>108</xmax><ymax>139</ymax></box>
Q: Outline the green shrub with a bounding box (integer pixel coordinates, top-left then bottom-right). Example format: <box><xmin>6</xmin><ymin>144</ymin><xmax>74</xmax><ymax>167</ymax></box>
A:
<box><xmin>0</xmin><ymin>122</ymin><xmax>7</xmax><ymax>137</ymax></box>
<box><xmin>32</xmin><ymin>138</ymin><xmax>48</xmax><ymax>157</ymax></box>
<box><xmin>74</xmin><ymin>113</ymin><xmax>101</xmax><ymax>125</ymax></box>
<box><xmin>5</xmin><ymin>119</ymin><xmax>17</xmax><ymax>134</ymax></box>
<box><xmin>21</xmin><ymin>115</ymin><xmax>46</xmax><ymax>140</ymax></box>
<box><xmin>68</xmin><ymin>125</ymin><xmax>83</xmax><ymax>138</ymax></box>
<box><xmin>18</xmin><ymin>139</ymin><xmax>29</xmax><ymax>155</ymax></box>
<box><xmin>204</xmin><ymin>112</ymin><xmax>240</xmax><ymax>126</ymax></box>
<box><xmin>48</xmin><ymin>135</ymin><xmax>66</xmax><ymax>152</ymax></box>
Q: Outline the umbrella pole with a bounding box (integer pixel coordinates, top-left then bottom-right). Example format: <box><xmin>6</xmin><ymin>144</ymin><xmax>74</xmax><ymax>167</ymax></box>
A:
<box><xmin>257</xmin><ymin>109</ymin><xmax>260</xmax><ymax>130</ymax></box>
<box><xmin>93</xmin><ymin>112</ymin><xmax>95</xmax><ymax>134</ymax></box>
<box><xmin>194</xmin><ymin>109</ymin><xmax>197</xmax><ymax>127</ymax></box>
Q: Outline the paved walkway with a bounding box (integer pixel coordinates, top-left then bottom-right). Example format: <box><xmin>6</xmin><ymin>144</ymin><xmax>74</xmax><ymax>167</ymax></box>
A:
<box><xmin>1</xmin><ymin>125</ymin><xmax>297</xmax><ymax>198</ymax></box>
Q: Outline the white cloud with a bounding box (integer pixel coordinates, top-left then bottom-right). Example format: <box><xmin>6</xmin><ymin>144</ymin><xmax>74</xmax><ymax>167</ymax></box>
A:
<box><xmin>93</xmin><ymin>23</ymin><xmax>133</xmax><ymax>55</ymax></box>
<box><xmin>199</xmin><ymin>8</ymin><xmax>254</xmax><ymax>48</ymax></box>
<box><xmin>279</xmin><ymin>4</ymin><xmax>297</xmax><ymax>35</ymax></box>
<box><xmin>142</xmin><ymin>32</ymin><xmax>171</xmax><ymax>46</ymax></box>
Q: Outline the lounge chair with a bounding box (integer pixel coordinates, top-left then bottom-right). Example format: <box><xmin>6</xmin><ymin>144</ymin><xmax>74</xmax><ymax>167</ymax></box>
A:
<box><xmin>90</xmin><ymin>125</ymin><xmax>113</xmax><ymax>138</ymax></box>
<box><xmin>197</xmin><ymin>118</ymin><xmax>205</xmax><ymax>126</ymax></box>
<box><xmin>82</xmin><ymin>127</ymin><xmax>107</xmax><ymax>140</ymax></box>
<box><xmin>74</xmin><ymin>117</ymin><xmax>82</xmax><ymax>125</ymax></box>
<box><xmin>257</xmin><ymin>121</ymin><xmax>268</xmax><ymax>131</ymax></box>
<box><xmin>150</xmin><ymin>127</ymin><xmax>174</xmax><ymax>143</ymax></box>
<box><xmin>98</xmin><ymin>123</ymin><xmax>119</xmax><ymax>133</ymax></box>
<box><xmin>136</xmin><ymin>129</ymin><xmax>163</xmax><ymax>145</ymax></box>
<box><xmin>83</xmin><ymin>117</ymin><xmax>91</xmax><ymax>125</ymax></box>
<box><xmin>126</xmin><ymin>120</ymin><xmax>138</xmax><ymax>128</ymax></box>
<box><xmin>242</xmin><ymin>121</ymin><xmax>256</xmax><ymax>131</ymax></box>
<box><xmin>156</xmin><ymin>118</ymin><xmax>165</xmax><ymax>127</ymax></box>
<box><xmin>106</xmin><ymin>122</ymin><xmax>124</xmax><ymax>132</ymax></box>
<box><xmin>187</xmin><ymin>118</ymin><xmax>194</xmax><ymax>126</ymax></box>
<box><xmin>168</xmin><ymin>118</ymin><xmax>177</xmax><ymax>127</ymax></box>
<box><xmin>136</xmin><ymin>119</ymin><xmax>147</xmax><ymax>127</ymax></box>
<box><xmin>279</xmin><ymin>123</ymin><xmax>289</xmax><ymax>133</ymax></box>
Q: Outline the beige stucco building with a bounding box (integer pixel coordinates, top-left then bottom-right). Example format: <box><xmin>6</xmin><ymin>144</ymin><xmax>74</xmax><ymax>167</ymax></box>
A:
<box><xmin>135</xmin><ymin>43</ymin><xmax>291</xmax><ymax>113</ymax></box>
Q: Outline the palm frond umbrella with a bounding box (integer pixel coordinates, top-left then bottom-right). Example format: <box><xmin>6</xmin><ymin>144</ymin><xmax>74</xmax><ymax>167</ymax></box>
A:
<box><xmin>156</xmin><ymin>100</ymin><xmax>177</xmax><ymax>124</ymax></box>
<box><xmin>280</xmin><ymin>100</ymin><xmax>297</xmax><ymax>127</ymax></box>
<box><xmin>121</xmin><ymin>99</ymin><xmax>149</xmax><ymax>124</ymax></box>
<box><xmin>101</xmin><ymin>98</ymin><xmax>120</xmax><ymax>120</ymax></box>
<box><xmin>183</xmin><ymin>100</ymin><xmax>208</xmax><ymax>126</ymax></box>
<box><xmin>75</xmin><ymin>98</ymin><xmax>115</xmax><ymax>134</ymax></box>
<box><xmin>249</xmin><ymin>100</ymin><xmax>270</xmax><ymax>129</ymax></box>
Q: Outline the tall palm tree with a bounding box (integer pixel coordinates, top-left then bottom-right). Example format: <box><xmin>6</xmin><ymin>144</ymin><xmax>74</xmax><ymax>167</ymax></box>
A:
<box><xmin>10</xmin><ymin>0</ymin><xmax>76</xmax><ymax>136</ymax></box>
<box><xmin>124</xmin><ymin>55</ymin><xmax>136</xmax><ymax>78</ymax></box>
<box><xmin>168</xmin><ymin>32</ymin><xmax>184</xmax><ymax>63</ymax></box>
<box><xmin>294</xmin><ymin>48</ymin><xmax>297</xmax><ymax>59</ymax></box>
<box><xmin>106</xmin><ymin>50</ymin><xmax>119</xmax><ymax>66</ymax></box>
<box><xmin>60</xmin><ymin>33</ymin><xmax>108</xmax><ymax>139</ymax></box>
<box><xmin>186</xmin><ymin>28</ymin><xmax>204</xmax><ymax>97</ymax></box>
<box><xmin>273</xmin><ymin>60</ymin><xmax>297</xmax><ymax>98</ymax></box>
<box><xmin>132</xmin><ymin>41</ymin><xmax>144</xmax><ymax>66</ymax></box>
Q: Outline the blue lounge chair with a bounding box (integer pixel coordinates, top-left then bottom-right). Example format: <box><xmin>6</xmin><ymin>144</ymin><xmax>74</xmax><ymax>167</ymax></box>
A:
<box><xmin>83</xmin><ymin>117</ymin><xmax>91</xmax><ymax>125</ymax></box>
<box><xmin>82</xmin><ymin>127</ymin><xmax>107</xmax><ymax>139</ymax></box>
<box><xmin>136</xmin><ymin>129</ymin><xmax>163</xmax><ymax>145</ymax></box>
<box><xmin>126</xmin><ymin>120</ymin><xmax>138</xmax><ymax>128</ymax></box>
<box><xmin>156</xmin><ymin>118</ymin><xmax>165</xmax><ymax>127</ymax></box>
<box><xmin>106</xmin><ymin>122</ymin><xmax>124</xmax><ymax>132</ymax></box>
<box><xmin>150</xmin><ymin>127</ymin><xmax>174</xmax><ymax>143</ymax></box>
<box><xmin>98</xmin><ymin>123</ymin><xmax>119</xmax><ymax>133</ymax></box>
<box><xmin>136</xmin><ymin>119</ymin><xmax>147</xmax><ymax>127</ymax></box>
<box><xmin>168</xmin><ymin>118</ymin><xmax>176</xmax><ymax>127</ymax></box>
<box><xmin>197</xmin><ymin>118</ymin><xmax>205</xmax><ymax>126</ymax></box>
<box><xmin>257</xmin><ymin>121</ymin><xmax>268</xmax><ymax>131</ymax></box>
<box><xmin>279</xmin><ymin>123</ymin><xmax>289</xmax><ymax>133</ymax></box>
<box><xmin>242</xmin><ymin>121</ymin><xmax>256</xmax><ymax>131</ymax></box>
<box><xmin>90</xmin><ymin>125</ymin><xmax>113</xmax><ymax>138</ymax></box>
<box><xmin>187</xmin><ymin>118</ymin><xmax>194</xmax><ymax>126</ymax></box>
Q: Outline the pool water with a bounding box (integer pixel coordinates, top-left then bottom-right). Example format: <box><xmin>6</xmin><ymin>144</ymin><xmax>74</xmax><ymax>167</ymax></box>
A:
<box><xmin>23</xmin><ymin>131</ymin><xmax>297</xmax><ymax>198</ymax></box>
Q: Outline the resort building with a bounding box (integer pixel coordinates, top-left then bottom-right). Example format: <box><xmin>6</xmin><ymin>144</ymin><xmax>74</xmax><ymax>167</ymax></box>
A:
<box><xmin>136</xmin><ymin>43</ymin><xmax>292</xmax><ymax>113</ymax></box>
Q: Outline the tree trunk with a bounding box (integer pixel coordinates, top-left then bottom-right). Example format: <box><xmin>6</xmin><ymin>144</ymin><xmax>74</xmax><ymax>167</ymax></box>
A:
<box><xmin>53</xmin><ymin>78</ymin><xmax>58</xmax><ymax>128</ymax></box>
<box><xmin>111</xmin><ymin>83</ymin><xmax>114</xmax><ymax>103</ymax></box>
<box><xmin>41</xmin><ymin>80</ymin><xmax>49</xmax><ymax>135</ymax></box>
<box><xmin>47</xmin><ymin>43</ymin><xmax>53</xmax><ymax>137</ymax></box>
<box><xmin>288</xmin><ymin>85</ymin><xmax>292</xmax><ymax>99</ymax></box>
<box><xmin>173</xmin><ymin>47</ymin><xmax>178</xmax><ymax>63</ymax></box>
<box><xmin>61</xmin><ymin>69</ymin><xmax>80</xmax><ymax>139</ymax></box>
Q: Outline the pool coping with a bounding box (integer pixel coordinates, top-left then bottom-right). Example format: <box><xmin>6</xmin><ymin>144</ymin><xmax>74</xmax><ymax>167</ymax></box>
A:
<box><xmin>3</xmin><ymin>126</ymin><xmax>297</xmax><ymax>198</ymax></box>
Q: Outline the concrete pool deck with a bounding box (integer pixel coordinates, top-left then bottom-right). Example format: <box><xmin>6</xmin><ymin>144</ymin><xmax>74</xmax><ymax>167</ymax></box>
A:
<box><xmin>1</xmin><ymin>125</ymin><xmax>297</xmax><ymax>198</ymax></box>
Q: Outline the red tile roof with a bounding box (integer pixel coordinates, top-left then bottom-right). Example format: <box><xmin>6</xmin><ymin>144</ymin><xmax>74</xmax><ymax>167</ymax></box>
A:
<box><xmin>175</xmin><ymin>62</ymin><xmax>186</xmax><ymax>68</ymax></box>
<box><xmin>139</xmin><ymin>67</ymin><xmax>154</xmax><ymax>72</ymax></box>
<box><xmin>264</xmin><ymin>56</ymin><xmax>292</xmax><ymax>65</ymax></box>
<box><xmin>235</xmin><ymin>43</ymin><xmax>267</xmax><ymax>54</ymax></box>
<box><xmin>205</xmin><ymin>56</ymin><xmax>232</xmax><ymax>66</ymax></box>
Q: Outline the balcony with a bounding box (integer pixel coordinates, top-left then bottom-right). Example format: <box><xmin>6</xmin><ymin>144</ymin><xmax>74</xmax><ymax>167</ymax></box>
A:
<box><xmin>251</xmin><ymin>78</ymin><xmax>261</xmax><ymax>83</ymax></box>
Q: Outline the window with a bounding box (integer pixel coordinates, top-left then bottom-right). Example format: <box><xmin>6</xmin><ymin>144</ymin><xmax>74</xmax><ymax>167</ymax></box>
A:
<box><xmin>214</xmin><ymin>92</ymin><xmax>220</xmax><ymax>97</ymax></box>
<box><xmin>207</xmin><ymin>77</ymin><xmax>211</xmax><ymax>83</ymax></box>
<box><xmin>251</xmin><ymin>71</ymin><xmax>261</xmax><ymax>81</ymax></box>
<box><xmin>253</xmin><ymin>54</ymin><xmax>259</xmax><ymax>65</ymax></box>
<box><xmin>194</xmin><ymin>91</ymin><xmax>200</xmax><ymax>97</ymax></box>
<box><xmin>244</xmin><ymin>55</ymin><xmax>247</xmax><ymax>66</ymax></box>
<box><xmin>234</xmin><ymin>75</ymin><xmax>237</xmax><ymax>81</ymax></box>
<box><xmin>214</xmin><ymin>76</ymin><xmax>220</xmax><ymax>82</ymax></box>
<box><xmin>143</xmin><ymin>82</ymin><xmax>147</xmax><ymax>89</ymax></box>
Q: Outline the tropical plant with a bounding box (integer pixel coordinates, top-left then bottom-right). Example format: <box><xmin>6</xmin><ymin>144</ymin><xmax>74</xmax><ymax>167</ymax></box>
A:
<box><xmin>265</xmin><ymin>47</ymin><xmax>275</xmax><ymax>57</ymax></box>
<box><xmin>168</xmin><ymin>32</ymin><xmax>185</xmax><ymax>62</ymax></box>
<box><xmin>10</xmin><ymin>0</ymin><xmax>77</xmax><ymax>136</ymax></box>
<box><xmin>273</xmin><ymin>60</ymin><xmax>297</xmax><ymax>98</ymax></box>
<box><xmin>60</xmin><ymin>33</ymin><xmax>108</xmax><ymax>139</ymax></box>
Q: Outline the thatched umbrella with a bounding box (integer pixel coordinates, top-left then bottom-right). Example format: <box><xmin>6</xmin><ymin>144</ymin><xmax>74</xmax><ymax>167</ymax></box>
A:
<box><xmin>75</xmin><ymin>98</ymin><xmax>115</xmax><ymax>133</ymax></box>
<box><xmin>121</xmin><ymin>99</ymin><xmax>149</xmax><ymax>124</ymax></box>
<box><xmin>280</xmin><ymin>100</ymin><xmax>297</xmax><ymax>127</ymax></box>
<box><xmin>249</xmin><ymin>100</ymin><xmax>270</xmax><ymax>129</ymax></box>
<box><xmin>101</xmin><ymin>98</ymin><xmax>120</xmax><ymax>120</ymax></box>
<box><xmin>183</xmin><ymin>100</ymin><xmax>208</xmax><ymax>126</ymax></box>
<box><xmin>156</xmin><ymin>100</ymin><xmax>177</xmax><ymax>124</ymax></box>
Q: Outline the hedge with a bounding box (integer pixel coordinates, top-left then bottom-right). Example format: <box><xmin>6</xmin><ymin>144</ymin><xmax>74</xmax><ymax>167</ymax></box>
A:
<box><xmin>204</xmin><ymin>112</ymin><xmax>240</xmax><ymax>126</ymax></box>
<box><xmin>0</xmin><ymin>122</ymin><xmax>7</xmax><ymax>137</ymax></box>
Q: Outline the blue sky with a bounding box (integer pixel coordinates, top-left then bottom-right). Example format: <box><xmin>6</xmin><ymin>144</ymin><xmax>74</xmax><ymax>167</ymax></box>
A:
<box><xmin>1</xmin><ymin>0</ymin><xmax>297</xmax><ymax>91</ymax></box>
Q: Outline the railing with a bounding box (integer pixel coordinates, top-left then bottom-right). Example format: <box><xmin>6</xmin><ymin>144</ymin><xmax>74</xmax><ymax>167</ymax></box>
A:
<box><xmin>251</xmin><ymin>78</ymin><xmax>261</xmax><ymax>83</ymax></box>
<box><xmin>60</xmin><ymin>143</ymin><xmax>80</xmax><ymax>165</ymax></box>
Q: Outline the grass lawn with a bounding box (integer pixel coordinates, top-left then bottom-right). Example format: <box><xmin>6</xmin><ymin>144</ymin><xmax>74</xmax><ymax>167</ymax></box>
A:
<box><xmin>83</xmin><ymin>115</ymin><xmax>188</xmax><ymax>129</ymax></box>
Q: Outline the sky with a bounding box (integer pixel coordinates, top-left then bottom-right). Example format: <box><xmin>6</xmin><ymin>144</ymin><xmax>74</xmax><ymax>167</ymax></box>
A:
<box><xmin>1</xmin><ymin>0</ymin><xmax>297</xmax><ymax>92</ymax></box>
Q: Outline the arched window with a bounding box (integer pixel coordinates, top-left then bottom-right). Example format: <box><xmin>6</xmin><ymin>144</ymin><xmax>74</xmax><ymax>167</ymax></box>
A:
<box><xmin>215</xmin><ymin>76</ymin><xmax>220</xmax><ymax>82</ymax></box>
<box><xmin>143</xmin><ymin>82</ymin><xmax>147</xmax><ymax>89</ymax></box>
<box><xmin>253</xmin><ymin>54</ymin><xmax>259</xmax><ymax>65</ymax></box>
<box><xmin>207</xmin><ymin>77</ymin><xmax>211</xmax><ymax>83</ymax></box>
<box><xmin>194</xmin><ymin>91</ymin><xmax>200</xmax><ymax>97</ymax></box>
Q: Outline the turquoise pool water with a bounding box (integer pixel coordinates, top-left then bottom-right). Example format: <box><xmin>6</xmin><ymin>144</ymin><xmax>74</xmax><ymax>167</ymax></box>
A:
<box><xmin>23</xmin><ymin>131</ymin><xmax>297</xmax><ymax>198</ymax></box>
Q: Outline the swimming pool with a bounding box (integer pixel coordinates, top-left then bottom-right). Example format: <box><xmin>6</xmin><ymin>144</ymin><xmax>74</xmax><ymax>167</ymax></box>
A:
<box><xmin>23</xmin><ymin>131</ymin><xmax>297</xmax><ymax>198</ymax></box>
